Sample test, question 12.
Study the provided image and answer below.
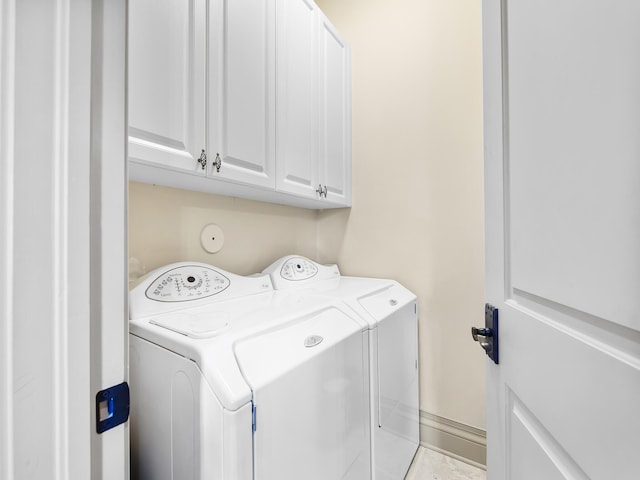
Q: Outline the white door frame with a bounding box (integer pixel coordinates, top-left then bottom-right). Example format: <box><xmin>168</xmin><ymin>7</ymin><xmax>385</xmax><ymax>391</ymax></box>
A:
<box><xmin>0</xmin><ymin>1</ymin><xmax>128</xmax><ymax>479</ymax></box>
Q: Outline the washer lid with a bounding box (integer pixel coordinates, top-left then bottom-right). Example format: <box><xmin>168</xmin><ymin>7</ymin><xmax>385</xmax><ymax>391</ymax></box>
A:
<box><xmin>238</xmin><ymin>306</ymin><xmax>371</xmax><ymax>479</ymax></box>
<box><xmin>234</xmin><ymin>306</ymin><xmax>362</xmax><ymax>390</ymax></box>
<box><xmin>149</xmin><ymin>312</ymin><xmax>230</xmax><ymax>338</ymax></box>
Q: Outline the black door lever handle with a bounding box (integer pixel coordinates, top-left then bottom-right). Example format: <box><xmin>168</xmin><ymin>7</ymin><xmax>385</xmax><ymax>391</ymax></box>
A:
<box><xmin>471</xmin><ymin>326</ymin><xmax>492</xmax><ymax>341</ymax></box>
<box><xmin>471</xmin><ymin>304</ymin><xmax>499</xmax><ymax>364</ymax></box>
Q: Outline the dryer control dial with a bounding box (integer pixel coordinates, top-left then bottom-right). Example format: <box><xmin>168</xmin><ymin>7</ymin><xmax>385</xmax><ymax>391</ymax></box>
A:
<box><xmin>145</xmin><ymin>265</ymin><xmax>230</xmax><ymax>302</ymax></box>
<box><xmin>280</xmin><ymin>257</ymin><xmax>318</xmax><ymax>281</ymax></box>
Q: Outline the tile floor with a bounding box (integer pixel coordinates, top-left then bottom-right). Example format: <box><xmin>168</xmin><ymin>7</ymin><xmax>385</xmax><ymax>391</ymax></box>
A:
<box><xmin>405</xmin><ymin>447</ymin><xmax>486</xmax><ymax>480</ymax></box>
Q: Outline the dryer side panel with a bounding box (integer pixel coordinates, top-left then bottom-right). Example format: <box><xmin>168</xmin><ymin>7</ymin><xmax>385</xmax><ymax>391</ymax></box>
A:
<box><xmin>375</xmin><ymin>301</ymin><xmax>420</xmax><ymax>480</ymax></box>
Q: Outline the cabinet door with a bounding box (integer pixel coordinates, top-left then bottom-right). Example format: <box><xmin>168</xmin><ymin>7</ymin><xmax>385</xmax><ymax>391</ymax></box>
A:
<box><xmin>318</xmin><ymin>13</ymin><xmax>351</xmax><ymax>206</ymax></box>
<box><xmin>128</xmin><ymin>0</ymin><xmax>206</xmax><ymax>174</ymax></box>
<box><xmin>209</xmin><ymin>0</ymin><xmax>276</xmax><ymax>188</ymax></box>
<box><xmin>275</xmin><ymin>0</ymin><xmax>319</xmax><ymax>199</ymax></box>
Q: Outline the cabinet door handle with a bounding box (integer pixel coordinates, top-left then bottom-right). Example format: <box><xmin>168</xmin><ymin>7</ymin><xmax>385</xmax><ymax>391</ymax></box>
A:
<box><xmin>197</xmin><ymin>149</ymin><xmax>207</xmax><ymax>170</ymax></box>
<box><xmin>213</xmin><ymin>153</ymin><xmax>222</xmax><ymax>173</ymax></box>
<box><xmin>315</xmin><ymin>185</ymin><xmax>328</xmax><ymax>198</ymax></box>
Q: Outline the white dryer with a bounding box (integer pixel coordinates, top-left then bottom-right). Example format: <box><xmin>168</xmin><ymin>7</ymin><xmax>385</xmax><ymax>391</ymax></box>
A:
<box><xmin>262</xmin><ymin>256</ymin><xmax>420</xmax><ymax>480</ymax></box>
<box><xmin>129</xmin><ymin>262</ymin><xmax>372</xmax><ymax>480</ymax></box>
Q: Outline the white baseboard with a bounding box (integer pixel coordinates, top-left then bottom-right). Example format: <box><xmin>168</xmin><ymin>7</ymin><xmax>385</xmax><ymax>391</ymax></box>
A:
<box><xmin>419</xmin><ymin>410</ymin><xmax>487</xmax><ymax>469</ymax></box>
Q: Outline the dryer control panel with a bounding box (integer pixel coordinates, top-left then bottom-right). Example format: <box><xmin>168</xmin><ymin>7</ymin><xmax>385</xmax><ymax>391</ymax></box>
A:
<box><xmin>263</xmin><ymin>255</ymin><xmax>340</xmax><ymax>289</ymax></box>
<box><xmin>280</xmin><ymin>257</ymin><xmax>318</xmax><ymax>281</ymax></box>
<box><xmin>145</xmin><ymin>265</ymin><xmax>230</xmax><ymax>302</ymax></box>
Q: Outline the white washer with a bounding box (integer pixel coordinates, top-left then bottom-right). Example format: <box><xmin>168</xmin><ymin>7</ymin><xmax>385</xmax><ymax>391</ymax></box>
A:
<box><xmin>262</xmin><ymin>256</ymin><xmax>420</xmax><ymax>480</ymax></box>
<box><xmin>129</xmin><ymin>262</ymin><xmax>372</xmax><ymax>480</ymax></box>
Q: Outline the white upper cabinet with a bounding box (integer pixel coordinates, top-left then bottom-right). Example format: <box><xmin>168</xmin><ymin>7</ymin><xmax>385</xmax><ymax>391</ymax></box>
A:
<box><xmin>128</xmin><ymin>0</ymin><xmax>206</xmax><ymax>174</ymax></box>
<box><xmin>275</xmin><ymin>0</ymin><xmax>352</xmax><ymax>206</ymax></box>
<box><xmin>209</xmin><ymin>0</ymin><xmax>276</xmax><ymax>188</ymax></box>
<box><xmin>128</xmin><ymin>0</ymin><xmax>351</xmax><ymax>209</ymax></box>
<box><xmin>275</xmin><ymin>0</ymin><xmax>319</xmax><ymax>199</ymax></box>
<box><xmin>318</xmin><ymin>12</ymin><xmax>351</xmax><ymax>206</ymax></box>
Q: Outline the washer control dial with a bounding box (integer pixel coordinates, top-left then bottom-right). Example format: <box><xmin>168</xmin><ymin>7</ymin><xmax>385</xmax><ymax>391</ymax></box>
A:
<box><xmin>280</xmin><ymin>257</ymin><xmax>318</xmax><ymax>281</ymax></box>
<box><xmin>145</xmin><ymin>265</ymin><xmax>230</xmax><ymax>302</ymax></box>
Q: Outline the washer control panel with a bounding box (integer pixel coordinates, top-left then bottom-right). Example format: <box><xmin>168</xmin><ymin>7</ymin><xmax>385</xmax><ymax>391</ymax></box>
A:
<box><xmin>145</xmin><ymin>265</ymin><xmax>230</xmax><ymax>302</ymax></box>
<box><xmin>130</xmin><ymin>261</ymin><xmax>274</xmax><ymax>319</ymax></box>
<box><xmin>280</xmin><ymin>257</ymin><xmax>318</xmax><ymax>281</ymax></box>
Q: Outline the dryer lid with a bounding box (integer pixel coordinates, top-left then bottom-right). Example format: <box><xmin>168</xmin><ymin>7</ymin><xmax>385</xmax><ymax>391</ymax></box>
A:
<box><xmin>357</xmin><ymin>283</ymin><xmax>416</xmax><ymax>320</ymax></box>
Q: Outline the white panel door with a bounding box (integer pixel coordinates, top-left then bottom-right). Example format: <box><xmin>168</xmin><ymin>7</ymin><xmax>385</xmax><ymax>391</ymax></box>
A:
<box><xmin>1</xmin><ymin>0</ymin><xmax>128</xmax><ymax>478</ymax></box>
<box><xmin>209</xmin><ymin>0</ymin><xmax>276</xmax><ymax>188</ymax></box>
<box><xmin>318</xmin><ymin>13</ymin><xmax>351</xmax><ymax>206</ymax></box>
<box><xmin>91</xmin><ymin>1</ymin><xmax>130</xmax><ymax>479</ymax></box>
<box><xmin>128</xmin><ymin>0</ymin><xmax>206</xmax><ymax>174</ymax></box>
<box><xmin>482</xmin><ymin>1</ymin><xmax>640</xmax><ymax>479</ymax></box>
<box><xmin>275</xmin><ymin>0</ymin><xmax>319</xmax><ymax>199</ymax></box>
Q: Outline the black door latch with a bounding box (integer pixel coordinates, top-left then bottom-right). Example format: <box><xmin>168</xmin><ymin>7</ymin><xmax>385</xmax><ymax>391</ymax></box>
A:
<box><xmin>471</xmin><ymin>304</ymin><xmax>499</xmax><ymax>364</ymax></box>
<box><xmin>96</xmin><ymin>382</ymin><xmax>130</xmax><ymax>434</ymax></box>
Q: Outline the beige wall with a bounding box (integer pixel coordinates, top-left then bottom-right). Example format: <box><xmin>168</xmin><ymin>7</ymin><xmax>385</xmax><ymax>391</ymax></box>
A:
<box><xmin>315</xmin><ymin>0</ymin><xmax>486</xmax><ymax>429</ymax></box>
<box><xmin>128</xmin><ymin>182</ymin><xmax>319</xmax><ymax>279</ymax></box>
<box><xmin>129</xmin><ymin>0</ymin><xmax>486</xmax><ymax>432</ymax></box>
